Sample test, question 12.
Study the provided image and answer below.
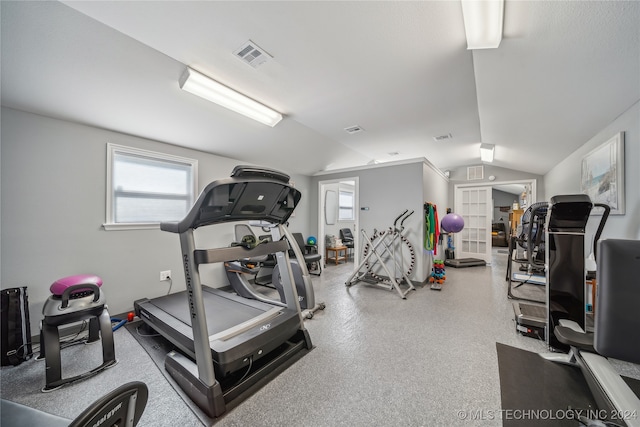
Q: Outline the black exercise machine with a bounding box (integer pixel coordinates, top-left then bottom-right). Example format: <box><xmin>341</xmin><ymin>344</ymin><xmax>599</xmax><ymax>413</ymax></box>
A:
<box><xmin>513</xmin><ymin>194</ymin><xmax>609</xmax><ymax>348</ymax></box>
<box><xmin>444</xmin><ymin>257</ymin><xmax>486</xmax><ymax>268</ymax></box>
<box><xmin>225</xmin><ymin>223</ymin><xmax>325</xmax><ymax>319</ymax></box>
<box><xmin>506</xmin><ymin>201</ymin><xmax>548</xmax><ymax>303</ymax></box>
<box><xmin>134</xmin><ymin>166</ymin><xmax>312</xmax><ymax>418</ymax></box>
<box><xmin>541</xmin><ymin>239</ymin><xmax>640</xmax><ymax>426</ymax></box>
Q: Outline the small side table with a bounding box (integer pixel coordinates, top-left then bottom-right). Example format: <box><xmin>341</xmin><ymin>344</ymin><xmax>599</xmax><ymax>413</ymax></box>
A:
<box><xmin>326</xmin><ymin>246</ymin><xmax>347</xmax><ymax>265</ymax></box>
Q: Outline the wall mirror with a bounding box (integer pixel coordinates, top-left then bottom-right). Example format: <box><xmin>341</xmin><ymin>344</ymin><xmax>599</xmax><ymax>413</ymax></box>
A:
<box><xmin>325</xmin><ymin>190</ymin><xmax>337</xmax><ymax>225</ymax></box>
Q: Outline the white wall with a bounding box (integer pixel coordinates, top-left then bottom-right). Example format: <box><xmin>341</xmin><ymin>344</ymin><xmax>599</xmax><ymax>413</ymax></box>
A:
<box><xmin>0</xmin><ymin>107</ymin><xmax>311</xmax><ymax>333</ymax></box>
<box><xmin>447</xmin><ymin>165</ymin><xmax>545</xmax><ymax>206</ymax></box>
<box><xmin>421</xmin><ymin>162</ymin><xmax>449</xmax><ymax>276</ymax></box>
<box><xmin>544</xmin><ymin>100</ymin><xmax>640</xmax><ymax>240</ymax></box>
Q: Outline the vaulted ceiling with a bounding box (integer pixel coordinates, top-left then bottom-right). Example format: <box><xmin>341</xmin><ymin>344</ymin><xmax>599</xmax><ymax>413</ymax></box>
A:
<box><xmin>2</xmin><ymin>1</ymin><xmax>638</xmax><ymax>176</ymax></box>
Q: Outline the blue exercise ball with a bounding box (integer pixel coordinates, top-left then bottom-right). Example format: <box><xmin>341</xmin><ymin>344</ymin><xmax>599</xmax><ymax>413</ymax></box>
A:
<box><xmin>441</xmin><ymin>213</ymin><xmax>464</xmax><ymax>233</ymax></box>
<box><xmin>307</xmin><ymin>236</ymin><xmax>317</xmax><ymax>246</ymax></box>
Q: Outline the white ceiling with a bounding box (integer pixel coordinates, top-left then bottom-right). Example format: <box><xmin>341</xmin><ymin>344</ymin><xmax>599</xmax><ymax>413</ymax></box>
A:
<box><xmin>1</xmin><ymin>1</ymin><xmax>638</xmax><ymax>176</ymax></box>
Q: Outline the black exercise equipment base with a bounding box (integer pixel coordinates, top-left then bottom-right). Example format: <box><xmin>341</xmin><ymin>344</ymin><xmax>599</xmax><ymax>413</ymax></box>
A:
<box><xmin>165</xmin><ymin>329</ymin><xmax>312</xmax><ymax>419</ymax></box>
<box><xmin>514</xmin><ymin>302</ymin><xmax>547</xmax><ymax>341</ymax></box>
<box><xmin>134</xmin><ymin>286</ymin><xmax>303</xmax><ymax>378</ymax></box>
<box><xmin>444</xmin><ymin>258</ymin><xmax>486</xmax><ymax>268</ymax></box>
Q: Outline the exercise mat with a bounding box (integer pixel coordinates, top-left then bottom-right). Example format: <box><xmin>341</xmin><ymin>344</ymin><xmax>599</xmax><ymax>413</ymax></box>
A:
<box><xmin>496</xmin><ymin>343</ymin><xmax>640</xmax><ymax>426</ymax></box>
<box><xmin>125</xmin><ymin>320</ymin><xmax>312</xmax><ymax>426</ymax></box>
<box><xmin>125</xmin><ymin>321</ymin><xmax>215</xmax><ymax>426</ymax></box>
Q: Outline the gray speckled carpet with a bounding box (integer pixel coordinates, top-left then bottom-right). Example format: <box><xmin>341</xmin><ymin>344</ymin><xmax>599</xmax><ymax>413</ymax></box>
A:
<box><xmin>3</xmin><ymin>251</ymin><xmax>639</xmax><ymax>426</ymax></box>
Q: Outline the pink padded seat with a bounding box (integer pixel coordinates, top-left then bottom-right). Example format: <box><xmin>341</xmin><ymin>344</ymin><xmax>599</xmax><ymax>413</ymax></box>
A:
<box><xmin>50</xmin><ymin>274</ymin><xmax>102</xmax><ymax>297</ymax></box>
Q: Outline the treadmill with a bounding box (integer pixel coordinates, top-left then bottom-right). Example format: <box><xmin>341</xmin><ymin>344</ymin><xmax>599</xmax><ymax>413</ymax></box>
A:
<box><xmin>134</xmin><ymin>165</ymin><xmax>312</xmax><ymax>418</ymax></box>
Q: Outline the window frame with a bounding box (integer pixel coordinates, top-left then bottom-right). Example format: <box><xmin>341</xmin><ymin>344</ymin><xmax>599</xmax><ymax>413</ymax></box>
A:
<box><xmin>104</xmin><ymin>143</ymin><xmax>198</xmax><ymax>231</ymax></box>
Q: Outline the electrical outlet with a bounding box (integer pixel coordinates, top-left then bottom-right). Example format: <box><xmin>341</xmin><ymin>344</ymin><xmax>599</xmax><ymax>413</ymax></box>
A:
<box><xmin>160</xmin><ymin>270</ymin><xmax>171</xmax><ymax>281</ymax></box>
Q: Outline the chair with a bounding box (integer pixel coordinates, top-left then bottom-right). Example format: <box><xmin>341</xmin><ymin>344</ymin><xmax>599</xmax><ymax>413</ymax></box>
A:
<box><xmin>340</xmin><ymin>228</ymin><xmax>355</xmax><ymax>259</ymax></box>
<box><xmin>291</xmin><ymin>233</ymin><xmax>322</xmax><ymax>276</ymax></box>
<box><xmin>491</xmin><ymin>222</ymin><xmax>508</xmax><ymax>247</ymax></box>
<box><xmin>0</xmin><ymin>381</ymin><xmax>148</xmax><ymax>427</ymax></box>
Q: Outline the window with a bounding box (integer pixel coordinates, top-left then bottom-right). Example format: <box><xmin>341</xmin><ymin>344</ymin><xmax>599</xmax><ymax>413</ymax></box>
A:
<box><xmin>339</xmin><ymin>190</ymin><xmax>354</xmax><ymax>221</ymax></box>
<box><xmin>104</xmin><ymin>144</ymin><xmax>198</xmax><ymax>230</ymax></box>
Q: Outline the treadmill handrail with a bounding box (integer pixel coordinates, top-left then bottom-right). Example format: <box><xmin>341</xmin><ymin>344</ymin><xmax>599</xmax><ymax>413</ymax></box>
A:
<box><xmin>194</xmin><ymin>240</ymin><xmax>289</xmax><ymax>265</ymax></box>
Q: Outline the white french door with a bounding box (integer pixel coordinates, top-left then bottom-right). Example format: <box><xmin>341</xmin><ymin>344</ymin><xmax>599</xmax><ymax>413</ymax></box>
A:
<box><xmin>454</xmin><ymin>186</ymin><xmax>492</xmax><ymax>263</ymax></box>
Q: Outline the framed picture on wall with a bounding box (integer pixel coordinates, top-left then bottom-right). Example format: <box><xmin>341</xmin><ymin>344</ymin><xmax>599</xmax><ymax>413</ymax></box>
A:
<box><xmin>581</xmin><ymin>132</ymin><xmax>625</xmax><ymax>215</ymax></box>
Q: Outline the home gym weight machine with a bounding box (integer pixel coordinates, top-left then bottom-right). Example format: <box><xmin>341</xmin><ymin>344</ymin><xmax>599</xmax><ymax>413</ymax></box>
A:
<box><xmin>542</xmin><ymin>238</ymin><xmax>640</xmax><ymax>427</ymax></box>
<box><xmin>345</xmin><ymin>210</ymin><xmax>416</xmax><ymax>299</ymax></box>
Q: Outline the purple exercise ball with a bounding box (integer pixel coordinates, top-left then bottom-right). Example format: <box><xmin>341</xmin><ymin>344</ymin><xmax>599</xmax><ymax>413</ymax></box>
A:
<box><xmin>441</xmin><ymin>213</ymin><xmax>464</xmax><ymax>233</ymax></box>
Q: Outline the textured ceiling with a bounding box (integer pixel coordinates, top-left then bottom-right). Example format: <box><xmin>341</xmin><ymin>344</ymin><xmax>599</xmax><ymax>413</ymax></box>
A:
<box><xmin>1</xmin><ymin>1</ymin><xmax>638</xmax><ymax>176</ymax></box>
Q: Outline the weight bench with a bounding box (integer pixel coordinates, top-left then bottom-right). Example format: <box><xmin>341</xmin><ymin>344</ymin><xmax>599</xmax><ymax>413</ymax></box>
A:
<box><xmin>0</xmin><ymin>381</ymin><xmax>148</xmax><ymax>427</ymax></box>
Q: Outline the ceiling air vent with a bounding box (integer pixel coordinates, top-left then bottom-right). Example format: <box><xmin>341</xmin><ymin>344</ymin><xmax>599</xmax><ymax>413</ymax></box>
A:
<box><xmin>467</xmin><ymin>165</ymin><xmax>484</xmax><ymax>180</ymax></box>
<box><xmin>233</xmin><ymin>40</ymin><xmax>272</xmax><ymax>69</ymax></box>
<box><xmin>433</xmin><ymin>133</ymin><xmax>452</xmax><ymax>142</ymax></box>
<box><xmin>344</xmin><ymin>125</ymin><xmax>364</xmax><ymax>134</ymax></box>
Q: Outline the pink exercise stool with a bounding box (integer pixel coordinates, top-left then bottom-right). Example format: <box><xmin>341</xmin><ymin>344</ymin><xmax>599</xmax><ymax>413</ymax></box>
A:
<box><xmin>39</xmin><ymin>274</ymin><xmax>116</xmax><ymax>391</ymax></box>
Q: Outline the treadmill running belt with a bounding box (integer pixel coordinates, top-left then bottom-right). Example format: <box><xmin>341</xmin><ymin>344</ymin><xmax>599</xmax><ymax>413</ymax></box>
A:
<box><xmin>151</xmin><ymin>287</ymin><xmax>268</xmax><ymax>335</ymax></box>
<box><xmin>519</xmin><ymin>304</ymin><xmax>546</xmax><ymax>318</ymax></box>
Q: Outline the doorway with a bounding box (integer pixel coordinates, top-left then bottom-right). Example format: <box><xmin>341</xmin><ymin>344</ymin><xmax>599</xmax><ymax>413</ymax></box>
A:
<box><xmin>318</xmin><ymin>177</ymin><xmax>360</xmax><ymax>269</ymax></box>
<box><xmin>454</xmin><ymin>185</ymin><xmax>493</xmax><ymax>264</ymax></box>
<box><xmin>453</xmin><ymin>179</ymin><xmax>537</xmax><ymax>265</ymax></box>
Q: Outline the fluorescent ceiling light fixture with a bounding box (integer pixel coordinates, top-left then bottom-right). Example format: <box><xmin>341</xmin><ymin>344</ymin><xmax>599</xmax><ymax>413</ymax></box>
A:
<box><xmin>480</xmin><ymin>143</ymin><xmax>495</xmax><ymax>162</ymax></box>
<box><xmin>179</xmin><ymin>67</ymin><xmax>283</xmax><ymax>127</ymax></box>
<box><xmin>461</xmin><ymin>0</ymin><xmax>504</xmax><ymax>49</ymax></box>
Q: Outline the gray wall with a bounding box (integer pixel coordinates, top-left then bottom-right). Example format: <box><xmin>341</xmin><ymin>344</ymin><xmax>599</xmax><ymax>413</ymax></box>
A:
<box><xmin>4</xmin><ymin>98</ymin><xmax>637</xmax><ymax>334</ymax></box>
<box><xmin>312</xmin><ymin>159</ymin><xmax>449</xmax><ymax>282</ymax></box>
<box><xmin>544</xmin><ymin>100</ymin><xmax>640</xmax><ymax>241</ymax></box>
<box><xmin>0</xmin><ymin>107</ymin><xmax>311</xmax><ymax>333</ymax></box>
<box><xmin>493</xmin><ymin>189</ymin><xmax>516</xmax><ymax>223</ymax></box>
